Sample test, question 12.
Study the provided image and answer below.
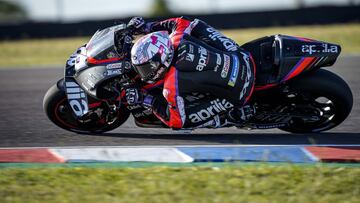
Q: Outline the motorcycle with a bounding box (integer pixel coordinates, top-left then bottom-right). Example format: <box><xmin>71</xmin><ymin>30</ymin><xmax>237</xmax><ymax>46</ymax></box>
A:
<box><xmin>43</xmin><ymin>23</ymin><xmax>353</xmax><ymax>133</ymax></box>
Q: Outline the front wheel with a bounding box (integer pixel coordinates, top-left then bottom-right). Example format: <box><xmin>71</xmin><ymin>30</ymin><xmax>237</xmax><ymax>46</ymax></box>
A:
<box><xmin>279</xmin><ymin>69</ymin><xmax>353</xmax><ymax>133</ymax></box>
<box><xmin>43</xmin><ymin>82</ymin><xmax>130</xmax><ymax>134</ymax></box>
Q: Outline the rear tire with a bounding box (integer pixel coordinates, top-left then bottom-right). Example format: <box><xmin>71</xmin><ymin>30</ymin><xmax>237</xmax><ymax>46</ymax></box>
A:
<box><xmin>43</xmin><ymin>82</ymin><xmax>130</xmax><ymax>134</ymax></box>
<box><xmin>279</xmin><ymin>69</ymin><xmax>353</xmax><ymax>133</ymax></box>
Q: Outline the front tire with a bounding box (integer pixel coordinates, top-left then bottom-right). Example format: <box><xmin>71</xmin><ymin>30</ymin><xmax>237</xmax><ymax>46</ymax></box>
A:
<box><xmin>43</xmin><ymin>82</ymin><xmax>130</xmax><ymax>134</ymax></box>
<box><xmin>279</xmin><ymin>69</ymin><xmax>353</xmax><ymax>133</ymax></box>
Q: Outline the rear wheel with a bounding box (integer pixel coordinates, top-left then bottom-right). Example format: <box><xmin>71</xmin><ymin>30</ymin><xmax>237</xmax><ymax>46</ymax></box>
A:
<box><xmin>279</xmin><ymin>69</ymin><xmax>353</xmax><ymax>133</ymax></box>
<box><xmin>43</xmin><ymin>82</ymin><xmax>130</xmax><ymax>134</ymax></box>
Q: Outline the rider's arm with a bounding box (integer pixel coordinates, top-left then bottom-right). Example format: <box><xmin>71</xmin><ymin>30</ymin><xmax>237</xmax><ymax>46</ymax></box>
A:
<box><xmin>146</xmin><ymin>16</ymin><xmax>192</xmax><ymax>34</ymax></box>
<box><xmin>145</xmin><ymin>17</ymin><xmax>240</xmax><ymax>52</ymax></box>
<box><xmin>188</xmin><ymin>19</ymin><xmax>241</xmax><ymax>52</ymax></box>
<box><xmin>130</xmin><ymin>16</ymin><xmax>240</xmax><ymax>52</ymax></box>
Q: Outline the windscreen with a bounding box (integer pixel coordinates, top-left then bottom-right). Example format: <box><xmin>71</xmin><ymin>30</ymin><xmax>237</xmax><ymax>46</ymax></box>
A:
<box><xmin>86</xmin><ymin>24</ymin><xmax>126</xmax><ymax>60</ymax></box>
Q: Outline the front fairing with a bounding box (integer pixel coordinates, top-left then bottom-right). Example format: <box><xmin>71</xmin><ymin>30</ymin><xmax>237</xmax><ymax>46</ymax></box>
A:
<box><xmin>64</xmin><ymin>45</ymin><xmax>89</xmax><ymax>118</ymax></box>
<box><xmin>86</xmin><ymin>24</ymin><xmax>126</xmax><ymax>60</ymax></box>
<box><xmin>63</xmin><ymin>24</ymin><xmax>130</xmax><ymax>118</ymax></box>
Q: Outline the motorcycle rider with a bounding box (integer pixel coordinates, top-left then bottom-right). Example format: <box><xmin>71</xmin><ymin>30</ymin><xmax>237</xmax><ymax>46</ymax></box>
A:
<box><xmin>125</xmin><ymin>16</ymin><xmax>256</xmax><ymax>129</ymax></box>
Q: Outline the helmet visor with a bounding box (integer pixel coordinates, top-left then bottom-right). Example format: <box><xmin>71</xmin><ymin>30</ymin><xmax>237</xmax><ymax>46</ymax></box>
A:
<box><xmin>135</xmin><ymin>60</ymin><xmax>160</xmax><ymax>82</ymax></box>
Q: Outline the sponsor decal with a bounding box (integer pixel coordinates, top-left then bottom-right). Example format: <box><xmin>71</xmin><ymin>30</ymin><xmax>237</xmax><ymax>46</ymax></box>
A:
<box><xmin>216</xmin><ymin>53</ymin><xmax>221</xmax><ymax>65</ymax></box>
<box><xmin>105</xmin><ymin>63</ymin><xmax>125</xmax><ymax>76</ymax></box>
<box><xmin>66</xmin><ymin>55</ymin><xmax>77</xmax><ymax>67</ymax></box>
<box><xmin>301</xmin><ymin>44</ymin><xmax>338</xmax><ymax>55</ymax></box>
<box><xmin>255</xmin><ymin>123</ymin><xmax>287</xmax><ymax>129</ymax></box>
<box><xmin>206</xmin><ymin>27</ymin><xmax>238</xmax><ymax>51</ymax></box>
<box><xmin>239</xmin><ymin>53</ymin><xmax>253</xmax><ymax>100</ymax></box>
<box><xmin>86</xmin><ymin>79</ymin><xmax>95</xmax><ymax>89</ymax></box>
<box><xmin>107</xmin><ymin>51</ymin><xmax>117</xmax><ymax>58</ymax></box>
<box><xmin>189</xmin><ymin>44</ymin><xmax>194</xmax><ymax>54</ymax></box>
<box><xmin>189</xmin><ymin>99</ymin><xmax>234</xmax><ymax>123</ymax></box>
<box><xmin>65</xmin><ymin>81</ymin><xmax>88</xmax><ymax>117</ymax></box>
<box><xmin>178</xmin><ymin>48</ymin><xmax>187</xmax><ymax>58</ymax></box>
<box><xmin>228</xmin><ymin>55</ymin><xmax>239</xmax><ymax>87</ymax></box>
<box><xmin>186</xmin><ymin>53</ymin><xmax>195</xmax><ymax>62</ymax></box>
<box><xmin>85</xmin><ymin>73</ymin><xmax>98</xmax><ymax>89</ymax></box>
<box><xmin>221</xmin><ymin>54</ymin><xmax>230</xmax><ymax>78</ymax></box>
<box><xmin>133</xmin><ymin>109</ymin><xmax>153</xmax><ymax>118</ymax></box>
<box><xmin>214</xmin><ymin>53</ymin><xmax>222</xmax><ymax>72</ymax></box>
<box><xmin>127</xmin><ymin>104</ymin><xmax>143</xmax><ymax>111</ymax></box>
<box><xmin>106</xmin><ymin>62</ymin><xmax>123</xmax><ymax>70</ymax></box>
<box><xmin>106</xmin><ymin>69</ymin><xmax>123</xmax><ymax>76</ymax></box>
<box><xmin>177</xmin><ymin>96</ymin><xmax>186</xmax><ymax>124</ymax></box>
<box><xmin>66</xmin><ymin>46</ymin><xmax>85</xmax><ymax>67</ymax></box>
<box><xmin>196</xmin><ymin>46</ymin><xmax>208</xmax><ymax>71</ymax></box>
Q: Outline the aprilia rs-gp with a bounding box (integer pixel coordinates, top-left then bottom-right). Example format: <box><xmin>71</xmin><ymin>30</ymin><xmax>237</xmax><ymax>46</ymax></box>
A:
<box><xmin>43</xmin><ymin>24</ymin><xmax>353</xmax><ymax>133</ymax></box>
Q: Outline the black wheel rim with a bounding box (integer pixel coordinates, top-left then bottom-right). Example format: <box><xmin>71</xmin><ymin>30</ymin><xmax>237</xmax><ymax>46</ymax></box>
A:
<box><xmin>287</xmin><ymin>92</ymin><xmax>337</xmax><ymax>132</ymax></box>
<box><xmin>54</xmin><ymin>98</ymin><xmax>119</xmax><ymax>133</ymax></box>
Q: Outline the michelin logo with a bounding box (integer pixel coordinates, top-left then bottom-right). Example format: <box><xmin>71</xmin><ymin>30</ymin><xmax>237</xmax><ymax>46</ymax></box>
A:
<box><xmin>228</xmin><ymin>55</ymin><xmax>239</xmax><ymax>87</ymax></box>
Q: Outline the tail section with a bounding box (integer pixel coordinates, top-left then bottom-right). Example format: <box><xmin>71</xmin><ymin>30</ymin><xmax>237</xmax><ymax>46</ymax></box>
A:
<box><xmin>241</xmin><ymin>34</ymin><xmax>341</xmax><ymax>91</ymax></box>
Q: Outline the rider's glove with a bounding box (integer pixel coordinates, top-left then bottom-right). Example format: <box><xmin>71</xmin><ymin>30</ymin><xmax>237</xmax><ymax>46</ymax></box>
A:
<box><xmin>125</xmin><ymin>87</ymin><xmax>154</xmax><ymax>108</ymax></box>
<box><xmin>127</xmin><ymin>17</ymin><xmax>147</xmax><ymax>34</ymax></box>
<box><xmin>114</xmin><ymin>30</ymin><xmax>133</xmax><ymax>58</ymax></box>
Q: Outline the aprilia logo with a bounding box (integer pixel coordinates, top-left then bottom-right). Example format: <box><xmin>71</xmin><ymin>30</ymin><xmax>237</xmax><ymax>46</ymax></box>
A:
<box><xmin>301</xmin><ymin>44</ymin><xmax>338</xmax><ymax>55</ymax></box>
<box><xmin>196</xmin><ymin>46</ymin><xmax>208</xmax><ymax>71</ymax></box>
<box><xmin>65</xmin><ymin>81</ymin><xmax>88</xmax><ymax>117</ymax></box>
<box><xmin>206</xmin><ymin>27</ymin><xmax>238</xmax><ymax>51</ymax></box>
<box><xmin>189</xmin><ymin>99</ymin><xmax>234</xmax><ymax>123</ymax></box>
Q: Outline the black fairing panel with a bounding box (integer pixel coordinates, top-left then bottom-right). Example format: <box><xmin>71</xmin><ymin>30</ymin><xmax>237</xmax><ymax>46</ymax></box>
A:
<box><xmin>74</xmin><ymin>61</ymin><xmax>131</xmax><ymax>99</ymax></box>
<box><xmin>241</xmin><ymin>34</ymin><xmax>341</xmax><ymax>86</ymax></box>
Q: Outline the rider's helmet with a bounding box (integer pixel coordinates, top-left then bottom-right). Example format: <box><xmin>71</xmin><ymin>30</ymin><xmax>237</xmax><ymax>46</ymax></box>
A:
<box><xmin>131</xmin><ymin>31</ymin><xmax>174</xmax><ymax>83</ymax></box>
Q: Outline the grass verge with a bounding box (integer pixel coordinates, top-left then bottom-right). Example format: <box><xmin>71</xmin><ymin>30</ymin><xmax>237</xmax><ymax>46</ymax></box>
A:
<box><xmin>0</xmin><ymin>164</ymin><xmax>359</xmax><ymax>203</ymax></box>
<box><xmin>0</xmin><ymin>23</ymin><xmax>359</xmax><ymax>68</ymax></box>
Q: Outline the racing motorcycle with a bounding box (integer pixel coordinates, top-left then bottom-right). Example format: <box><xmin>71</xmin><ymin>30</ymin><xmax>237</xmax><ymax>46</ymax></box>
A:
<box><xmin>43</xmin><ymin>23</ymin><xmax>353</xmax><ymax>133</ymax></box>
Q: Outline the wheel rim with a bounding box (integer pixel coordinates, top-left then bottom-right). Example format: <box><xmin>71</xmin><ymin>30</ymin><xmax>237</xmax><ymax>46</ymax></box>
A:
<box><xmin>53</xmin><ymin>98</ymin><xmax>119</xmax><ymax>133</ymax></box>
<box><xmin>287</xmin><ymin>92</ymin><xmax>338</xmax><ymax>132</ymax></box>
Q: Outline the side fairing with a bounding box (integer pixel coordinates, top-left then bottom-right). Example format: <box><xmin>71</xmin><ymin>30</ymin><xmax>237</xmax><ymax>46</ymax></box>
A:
<box><xmin>74</xmin><ymin>60</ymin><xmax>131</xmax><ymax>99</ymax></box>
<box><xmin>64</xmin><ymin>46</ymin><xmax>89</xmax><ymax>118</ymax></box>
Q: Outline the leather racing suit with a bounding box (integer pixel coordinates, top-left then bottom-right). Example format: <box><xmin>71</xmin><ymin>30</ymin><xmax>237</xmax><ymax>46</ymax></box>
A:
<box><xmin>141</xmin><ymin>17</ymin><xmax>256</xmax><ymax>129</ymax></box>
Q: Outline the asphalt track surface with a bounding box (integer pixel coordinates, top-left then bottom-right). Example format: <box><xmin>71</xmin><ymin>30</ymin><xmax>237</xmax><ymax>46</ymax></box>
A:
<box><xmin>0</xmin><ymin>56</ymin><xmax>359</xmax><ymax>147</ymax></box>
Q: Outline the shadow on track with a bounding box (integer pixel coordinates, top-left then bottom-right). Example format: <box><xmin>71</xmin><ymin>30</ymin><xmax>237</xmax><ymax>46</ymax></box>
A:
<box><xmin>93</xmin><ymin>132</ymin><xmax>360</xmax><ymax>145</ymax></box>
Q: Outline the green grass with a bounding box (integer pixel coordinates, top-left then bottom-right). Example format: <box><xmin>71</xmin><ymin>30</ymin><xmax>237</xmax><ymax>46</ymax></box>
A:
<box><xmin>0</xmin><ymin>37</ymin><xmax>88</xmax><ymax>67</ymax></box>
<box><xmin>0</xmin><ymin>164</ymin><xmax>360</xmax><ymax>203</ymax></box>
<box><xmin>0</xmin><ymin>23</ymin><xmax>359</xmax><ymax>67</ymax></box>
